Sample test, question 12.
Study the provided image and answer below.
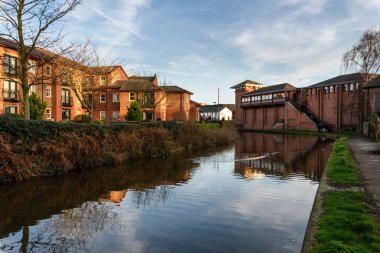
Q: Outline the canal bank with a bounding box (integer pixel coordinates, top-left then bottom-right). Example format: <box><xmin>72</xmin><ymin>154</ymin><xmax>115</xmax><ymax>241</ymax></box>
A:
<box><xmin>302</xmin><ymin>138</ymin><xmax>380</xmax><ymax>252</ymax></box>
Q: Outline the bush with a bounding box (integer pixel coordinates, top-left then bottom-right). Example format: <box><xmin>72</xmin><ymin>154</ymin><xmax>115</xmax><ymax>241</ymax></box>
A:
<box><xmin>73</xmin><ymin>114</ymin><xmax>92</xmax><ymax>123</ymax></box>
<box><xmin>0</xmin><ymin>117</ymin><xmax>235</xmax><ymax>183</ymax></box>
<box><xmin>125</xmin><ymin>101</ymin><xmax>143</xmax><ymax>121</ymax></box>
<box><xmin>29</xmin><ymin>92</ymin><xmax>47</xmax><ymax>120</ymax></box>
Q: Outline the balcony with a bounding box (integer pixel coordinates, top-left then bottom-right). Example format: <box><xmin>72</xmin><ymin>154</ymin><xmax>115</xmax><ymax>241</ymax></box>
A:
<box><xmin>61</xmin><ymin>96</ymin><xmax>73</xmax><ymax>107</ymax></box>
<box><xmin>241</xmin><ymin>98</ymin><xmax>287</xmax><ymax>108</ymax></box>
<box><xmin>3</xmin><ymin>90</ymin><xmax>19</xmax><ymax>102</ymax></box>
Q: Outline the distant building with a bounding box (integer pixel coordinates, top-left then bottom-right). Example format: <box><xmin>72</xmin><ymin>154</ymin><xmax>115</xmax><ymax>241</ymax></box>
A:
<box><xmin>200</xmin><ymin>104</ymin><xmax>235</xmax><ymax>121</ymax></box>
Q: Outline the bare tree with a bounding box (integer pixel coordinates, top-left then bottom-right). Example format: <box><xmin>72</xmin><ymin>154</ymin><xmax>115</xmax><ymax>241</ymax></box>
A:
<box><xmin>342</xmin><ymin>28</ymin><xmax>380</xmax><ymax>125</ymax></box>
<box><xmin>0</xmin><ymin>0</ymin><xmax>82</xmax><ymax>119</ymax></box>
<box><xmin>59</xmin><ymin>40</ymin><xmax>119</xmax><ymax>119</ymax></box>
<box><xmin>343</xmin><ymin>29</ymin><xmax>380</xmax><ymax>82</ymax></box>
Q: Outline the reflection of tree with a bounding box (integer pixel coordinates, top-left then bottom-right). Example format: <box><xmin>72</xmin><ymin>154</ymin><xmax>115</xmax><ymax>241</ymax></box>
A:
<box><xmin>1</xmin><ymin>201</ymin><xmax>121</xmax><ymax>253</ymax></box>
<box><xmin>132</xmin><ymin>185</ymin><xmax>174</xmax><ymax>210</ymax></box>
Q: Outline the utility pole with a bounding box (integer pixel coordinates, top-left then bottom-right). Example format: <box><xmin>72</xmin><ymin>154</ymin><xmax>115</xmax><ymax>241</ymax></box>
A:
<box><xmin>217</xmin><ymin>88</ymin><xmax>220</xmax><ymax>121</ymax></box>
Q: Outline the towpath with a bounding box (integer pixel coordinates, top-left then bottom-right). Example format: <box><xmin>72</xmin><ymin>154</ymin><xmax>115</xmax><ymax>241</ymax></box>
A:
<box><xmin>349</xmin><ymin>138</ymin><xmax>380</xmax><ymax>217</ymax></box>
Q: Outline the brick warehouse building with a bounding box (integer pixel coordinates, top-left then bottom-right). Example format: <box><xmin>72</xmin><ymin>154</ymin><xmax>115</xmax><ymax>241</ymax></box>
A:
<box><xmin>0</xmin><ymin>37</ymin><xmax>198</xmax><ymax>121</ymax></box>
<box><xmin>232</xmin><ymin>73</ymin><xmax>380</xmax><ymax>132</ymax></box>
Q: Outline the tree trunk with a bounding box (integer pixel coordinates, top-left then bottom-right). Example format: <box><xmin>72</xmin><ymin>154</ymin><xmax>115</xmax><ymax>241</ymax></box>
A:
<box><xmin>23</xmin><ymin>87</ymin><xmax>30</xmax><ymax>119</ymax></box>
<box><xmin>21</xmin><ymin>225</ymin><xmax>29</xmax><ymax>253</ymax></box>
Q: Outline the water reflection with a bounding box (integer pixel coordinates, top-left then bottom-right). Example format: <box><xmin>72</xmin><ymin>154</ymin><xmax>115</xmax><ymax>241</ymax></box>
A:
<box><xmin>0</xmin><ymin>135</ymin><xmax>333</xmax><ymax>253</ymax></box>
<box><xmin>235</xmin><ymin>132</ymin><xmax>333</xmax><ymax>181</ymax></box>
<box><xmin>0</xmin><ymin>153</ymin><xmax>198</xmax><ymax>252</ymax></box>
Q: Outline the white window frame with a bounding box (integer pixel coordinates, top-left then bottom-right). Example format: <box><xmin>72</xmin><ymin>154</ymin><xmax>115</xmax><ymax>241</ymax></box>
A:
<box><xmin>100</xmin><ymin>111</ymin><xmax>106</xmax><ymax>120</ymax></box>
<box><xmin>112</xmin><ymin>111</ymin><xmax>120</xmax><ymax>120</ymax></box>
<box><xmin>28</xmin><ymin>60</ymin><xmax>35</xmax><ymax>73</ymax></box>
<box><xmin>100</xmin><ymin>76</ymin><xmax>107</xmax><ymax>85</ymax></box>
<box><xmin>4</xmin><ymin>55</ymin><xmax>17</xmax><ymax>75</ymax></box>
<box><xmin>129</xmin><ymin>92</ymin><xmax>136</xmax><ymax>101</ymax></box>
<box><xmin>46</xmin><ymin>108</ymin><xmax>51</xmax><ymax>119</ymax></box>
<box><xmin>45</xmin><ymin>86</ymin><xmax>51</xmax><ymax>98</ymax></box>
<box><xmin>100</xmin><ymin>93</ymin><xmax>106</xmax><ymax>102</ymax></box>
<box><xmin>29</xmin><ymin>85</ymin><xmax>36</xmax><ymax>95</ymax></box>
<box><xmin>113</xmin><ymin>93</ymin><xmax>120</xmax><ymax>102</ymax></box>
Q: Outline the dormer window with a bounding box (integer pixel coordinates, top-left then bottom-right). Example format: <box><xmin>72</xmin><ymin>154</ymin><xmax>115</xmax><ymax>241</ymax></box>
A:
<box><xmin>100</xmin><ymin>76</ymin><xmax>107</xmax><ymax>85</ymax></box>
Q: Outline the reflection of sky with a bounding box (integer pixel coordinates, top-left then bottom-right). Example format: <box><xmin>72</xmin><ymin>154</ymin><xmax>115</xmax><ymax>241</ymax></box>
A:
<box><xmin>0</xmin><ymin>146</ymin><xmax>320</xmax><ymax>253</ymax></box>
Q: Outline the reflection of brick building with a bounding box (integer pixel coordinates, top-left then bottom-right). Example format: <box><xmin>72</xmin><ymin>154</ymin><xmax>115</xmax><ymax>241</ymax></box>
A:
<box><xmin>235</xmin><ymin>132</ymin><xmax>332</xmax><ymax>181</ymax></box>
<box><xmin>232</xmin><ymin>73</ymin><xmax>380</xmax><ymax>132</ymax></box>
<box><xmin>0</xmin><ymin>37</ymin><xmax>199</xmax><ymax>121</ymax></box>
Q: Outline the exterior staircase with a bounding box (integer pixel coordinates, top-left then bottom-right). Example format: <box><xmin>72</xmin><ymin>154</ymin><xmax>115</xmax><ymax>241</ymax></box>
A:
<box><xmin>288</xmin><ymin>101</ymin><xmax>331</xmax><ymax>132</ymax></box>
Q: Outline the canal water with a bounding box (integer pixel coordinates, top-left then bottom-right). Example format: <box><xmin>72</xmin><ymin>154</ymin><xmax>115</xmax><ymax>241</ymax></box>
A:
<box><xmin>0</xmin><ymin>133</ymin><xmax>333</xmax><ymax>253</ymax></box>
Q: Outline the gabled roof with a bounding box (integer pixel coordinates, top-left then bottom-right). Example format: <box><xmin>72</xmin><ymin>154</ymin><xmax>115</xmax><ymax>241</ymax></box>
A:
<box><xmin>307</xmin><ymin>73</ymin><xmax>365</xmax><ymax>88</ymax></box>
<box><xmin>128</xmin><ymin>75</ymin><xmax>156</xmax><ymax>83</ymax></box>
<box><xmin>161</xmin><ymin>85</ymin><xmax>193</xmax><ymax>95</ymax></box>
<box><xmin>365</xmin><ymin>75</ymin><xmax>380</xmax><ymax>89</ymax></box>
<box><xmin>243</xmin><ymin>83</ymin><xmax>296</xmax><ymax>96</ymax></box>
<box><xmin>88</xmin><ymin>66</ymin><xmax>118</xmax><ymax>74</ymax></box>
<box><xmin>112</xmin><ymin>79</ymin><xmax>163</xmax><ymax>91</ymax></box>
<box><xmin>200</xmin><ymin>104</ymin><xmax>235</xmax><ymax>113</ymax></box>
<box><xmin>230</xmin><ymin>80</ymin><xmax>265</xmax><ymax>89</ymax></box>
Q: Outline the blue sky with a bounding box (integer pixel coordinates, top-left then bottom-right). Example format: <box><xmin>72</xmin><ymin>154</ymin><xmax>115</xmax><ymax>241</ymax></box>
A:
<box><xmin>64</xmin><ymin>0</ymin><xmax>380</xmax><ymax>104</ymax></box>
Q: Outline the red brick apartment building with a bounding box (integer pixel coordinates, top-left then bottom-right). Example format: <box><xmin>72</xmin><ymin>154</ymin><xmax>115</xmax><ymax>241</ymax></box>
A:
<box><xmin>0</xmin><ymin>37</ymin><xmax>198</xmax><ymax>121</ymax></box>
<box><xmin>232</xmin><ymin>73</ymin><xmax>380</xmax><ymax>132</ymax></box>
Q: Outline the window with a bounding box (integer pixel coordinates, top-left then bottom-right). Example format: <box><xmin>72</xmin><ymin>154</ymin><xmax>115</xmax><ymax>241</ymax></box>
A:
<box><xmin>46</xmin><ymin>108</ymin><xmax>51</xmax><ymax>119</ymax></box>
<box><xmin>45</xmin><ymin>65</ymin><xmax>51</xmax><ymax>76</ymax></box>
<box><xmin>356</xmin><ymin>83</ymin><xmax>360</xmax><ymax>90</ymax></box>
<box><xmin>4</xmin><ymin>105</ymin><xmax>17</xmax><ymax>114</ymax></box>
<box><xmin>350</xmin><ymin>83</ymin><xmax>355</xmax><ymax>91</ymax></box>
<box><xmin>343</xmin><ymin>84</ymin><xmax>348</xmax><ymax>92</ymax></box>
<box><xmin>100</xmin><ymin>111</ymin><xmax>106</xmax><ymax>120</ymax></box>
<box><xmin>100</xmin><ymin>93</ymin><xmax>106</xmax><ymax>102</ymax></box>
<box><xmin>61</xmin><ymin>89</ymin><xmax>71</xmax><ymax>106</ymax></box>
<box><xmin>112</xmin><ymin>111</ymin><xmax>120</xmax><ymax>120</ymax></box>
<box><xmin>28</xmin><ymin>60</ymin><xmax>35</xmax><ymax>73</ymax></box>
<box><xmin>100</xmin><ymin>76</ymin><xmax>107</xmax><ymax>85</ymax></box>
<box><xmin>46</xmin><ymin>86</ymin><xmax>51</xmax><ymax>98</ymax></box>
<box><xmin>29</xmin><ymin>85</ymin><xmax>36</xmax><ymax>95</ymax></box>
<box><xmin>129</xmin><ymin>92</ymin><xmax>136</xmax><ymax>101</ymax></box>
<box><xmin>3</xmin><ymin>55</ymin><xmax>17</xmax><ymax>75</ymax></box>
<box><xmin>324</xmin><ymin>87</ymin><xmax>328</xmax><ymax>94</ymax></box>
<box><xmin>330</xmin><ymin>86</ymin><xmax>334</xmax><ymax>93</ymax></box>
<box><xmin>3</xmin><ymin>80</ymin><xmax>17</xmax><ymax>99</ymax></box>
<box><xmin>62</xmin><ymin>109</ymin><xmax>70</xmax><ymax>121</ymax></box>
<box><xmin>113</xmin><ymin>93</ymin><xmax>120</xmax><ymax>102</ymax></box>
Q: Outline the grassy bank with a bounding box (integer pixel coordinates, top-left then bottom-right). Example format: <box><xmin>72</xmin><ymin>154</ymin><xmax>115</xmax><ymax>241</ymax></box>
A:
<box><xmin>311</xmin><ymin>138</ymin><xmax>380</xmax><ymax>253</ymax></box>
<box><xmin>0</xmin><ymin>116</ymin><xmax>235</xmax><ymax>184</ymax></box>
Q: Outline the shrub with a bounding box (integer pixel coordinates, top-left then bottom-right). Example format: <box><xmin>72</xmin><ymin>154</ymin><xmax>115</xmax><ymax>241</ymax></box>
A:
<box><xmin>125</xmin><ymin>101</ymin><xmax>143</xmax><ymax>121</ymax></box>
<box><xmin>29</xmin><ymin>92</ymin><xmax>47</xmax><ymax>120</ymax></box>
<box><xmin>73</xmin><ymin>114</ymin><xmax>92</xmax><ymax>123</ymax></box>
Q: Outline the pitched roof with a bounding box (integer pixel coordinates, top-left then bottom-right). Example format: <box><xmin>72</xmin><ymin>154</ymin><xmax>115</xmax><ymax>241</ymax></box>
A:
<box><xmin>88</xmin><ymin>66</ymin><xmax>119</xmax><ymax>74</ymax></box>
<box><xmin>365</xmin><ymin>75</ymin><xmax>380</xmax><ymax>89</ymax></box>
<box><xmin>128</xmin><ymin>75</ymin><xmax>156</xmax><ymax>83</ymax></box>
<box><xmin>161</xmin><ymin>85</ymin><xmax>193</xmax><ymax>95</ymax></box>
<box><xmin>243</xmin><ymin>83</ymin><xmax>296</xmax><ymax>96</ymax></box>
<box><xmin>230</xmin><ymin>80</ymin><xmax>265</xmax><ymax>89</ymax></box>
<box><xmin>190</xmin><ymin>100</ymin><xmax>201</xmax><ymax>106</ymax></box>
<box><xmin>112</xmin><ymin>79</ymin><xmax>163</xmax><ymax>91</ymax></box>
<box><xmin>200</xmin><ymin>104</ymin><xmax>235</xmax><ymax>113</ymax></box>
<box><xmin>0</xmin><ymin>37</ymin><xmax>54</xmax><ymax>60</ymax></box>
<box><xmin>307</xmin><ymin>73</ymin><xmax>365</xmax><ymax>88</ymax></box>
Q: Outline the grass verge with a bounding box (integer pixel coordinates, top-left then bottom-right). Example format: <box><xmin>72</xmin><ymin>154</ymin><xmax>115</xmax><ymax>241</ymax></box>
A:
<box><xmin>327</xmin><ymin>138</ymin><xmax>358</xmax><ymax>185</ymax></box>
<box><xmin>310</xmin><ymin>138</ymin><xmax>380</xmax><ymax>253</ymax></box>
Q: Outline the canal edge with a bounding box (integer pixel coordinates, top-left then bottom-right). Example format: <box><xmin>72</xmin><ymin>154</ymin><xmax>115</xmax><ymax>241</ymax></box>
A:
<box><xmin>300</xmin><ymin>160</ymin><xmax>330</xmax><ymax>253</ymax></box>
